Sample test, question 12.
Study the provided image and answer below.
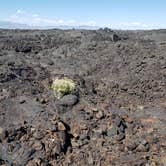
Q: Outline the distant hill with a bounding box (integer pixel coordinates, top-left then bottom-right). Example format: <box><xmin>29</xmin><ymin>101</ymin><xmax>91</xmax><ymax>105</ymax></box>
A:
<box><xmin>0</xmin><ymin>21</ymin><xmax>99</xmax><ymax>30</ymax></box>
<box><xmin>0</xmin><ymin>21</ymin><xmax>31</xmax><ymax>29</ymax></box>
<box><xmin>44</xmin><ymin>25</ymin><xmax>99</xmax><ymax>30</ymax></box>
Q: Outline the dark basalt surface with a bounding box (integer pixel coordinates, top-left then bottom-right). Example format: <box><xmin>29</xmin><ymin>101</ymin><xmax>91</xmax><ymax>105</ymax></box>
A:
<box><xmin>0</xmin><ymin>28</ymin><xmax>166</xmax><ymax>165</ymax></box>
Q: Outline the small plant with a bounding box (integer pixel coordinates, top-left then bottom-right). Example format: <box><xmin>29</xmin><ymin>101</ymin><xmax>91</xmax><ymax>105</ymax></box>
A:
<box><xmin>51</xmin><ymin>77</ymin><xmax>75</xmax><ymax>99</ymax></box>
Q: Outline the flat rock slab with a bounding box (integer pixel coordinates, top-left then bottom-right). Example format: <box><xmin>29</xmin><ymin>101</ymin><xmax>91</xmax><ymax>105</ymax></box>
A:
<box><xmin>58</xmin><ymin>94</ymin><xmax>78</xmax><ymax>106</ymax></box>
<box><xmin>0</xmin><ymin>96</ymin><xmax>43</xmax><ymax>128</ymax></box>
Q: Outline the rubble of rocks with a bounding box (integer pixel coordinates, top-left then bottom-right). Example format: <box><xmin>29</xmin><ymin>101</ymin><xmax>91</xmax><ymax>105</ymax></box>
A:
<box><xmin>0</xmin><ymin>28</ymin><xmax>166</xmax><ymax>165</ymax></box>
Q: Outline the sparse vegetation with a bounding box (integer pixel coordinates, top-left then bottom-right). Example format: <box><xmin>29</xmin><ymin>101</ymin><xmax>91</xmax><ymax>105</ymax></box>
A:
<box><xmin>51</xmin><ymin>77</ymin><xmax>75</xmax><ymax>99</ymax></box>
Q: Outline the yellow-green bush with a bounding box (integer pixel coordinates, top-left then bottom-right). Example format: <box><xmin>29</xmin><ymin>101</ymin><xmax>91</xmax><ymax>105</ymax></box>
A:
<box><xmin>51</xmin><ymin>77</ymin><xmax>75</xmax><ymax>99</ymax></box>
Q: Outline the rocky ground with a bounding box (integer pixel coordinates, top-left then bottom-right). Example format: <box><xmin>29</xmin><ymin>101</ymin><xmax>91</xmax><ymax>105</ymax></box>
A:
<box><xmin>0</xmin><ymin>28</ymin><xmax>166</xmax><ymax>166</ymax></box>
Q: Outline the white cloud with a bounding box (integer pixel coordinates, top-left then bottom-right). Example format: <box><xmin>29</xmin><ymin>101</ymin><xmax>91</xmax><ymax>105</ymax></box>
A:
<box><xmin>7</xmin><ymin>9</ymin><xmax>97</xmax><ymax>27</ymax></box>
<box><xmin>122</xmin><ymin>22</ymin><xmax>149</xmax><ymax>28</ymax></box>
<box><xmin>111</xmin><ymin>22</ymin><xmax>151</xmax><ymax>30</ymax></box>
<box><xmin>16</xmin><ymin>9</ymin><xmax>25</xmax><ymax>14</ymax></box>
<box><xmin>7</xmin><ymin>10</ymin><xmax>157</xmax><ymax>30</ymax></box>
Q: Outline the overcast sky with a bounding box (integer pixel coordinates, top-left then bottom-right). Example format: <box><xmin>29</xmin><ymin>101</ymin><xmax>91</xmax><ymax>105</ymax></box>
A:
<box><xmin>0</xmin><ymin>0</ymin><xmax>166</xmax><ymax>29</ymax></box>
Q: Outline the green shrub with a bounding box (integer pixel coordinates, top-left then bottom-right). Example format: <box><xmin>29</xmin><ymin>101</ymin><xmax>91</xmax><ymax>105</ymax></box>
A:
<box><xmin>51</xmin><ymin>77</ymin><xmax>75</xmax><ymax>99</ymax></box>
